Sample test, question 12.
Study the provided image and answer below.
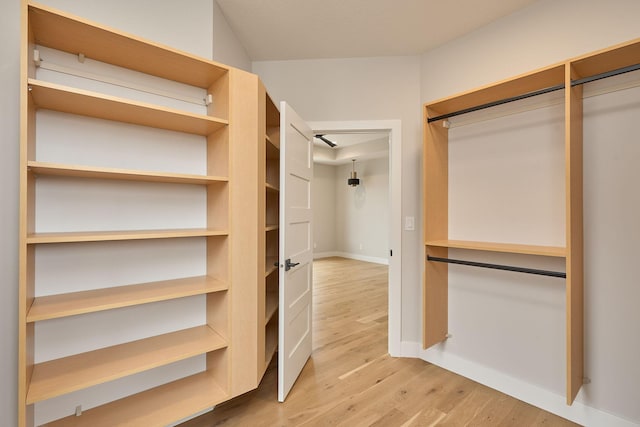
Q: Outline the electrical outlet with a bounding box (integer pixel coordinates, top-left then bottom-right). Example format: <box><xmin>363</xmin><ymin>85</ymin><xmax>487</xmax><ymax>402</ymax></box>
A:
<box><xmin>359</xmin><ymin>243</ymin><xmax>363</xmax><ymax>250</ymax></box>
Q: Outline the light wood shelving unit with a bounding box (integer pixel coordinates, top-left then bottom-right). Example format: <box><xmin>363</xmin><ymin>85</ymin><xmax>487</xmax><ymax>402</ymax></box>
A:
<box><xmin>423</xmin><ymin>37</ymin><xmax>640</xmax><ymax>405</ymax></box>
<box><xmin>262</xmin><ymin>92</ymin><xmax>281</xmax><ymax>373</ymax></box>
<box><xmin>19</xmin><ymin>2</ymin><xmax>233</xmax><ymax>425</ymax></box>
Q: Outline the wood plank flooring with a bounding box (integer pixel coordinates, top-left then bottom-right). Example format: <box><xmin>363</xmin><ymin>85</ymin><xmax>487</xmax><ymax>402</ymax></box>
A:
<box><xmin>182</xmin><ymin>257</ymin><xmax>579</xmax><ymax>427</ymax></box>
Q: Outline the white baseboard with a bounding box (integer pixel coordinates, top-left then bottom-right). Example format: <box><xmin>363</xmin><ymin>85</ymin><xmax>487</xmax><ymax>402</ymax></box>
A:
<box><xmin>398</xmin><ymin>341</ymin><xmax>637</xmax><ymax>427</ymax></box>
<box><xmin>313</xmin><ymin>251</ymin><xmax>389</xmax><ymax>265</ymax></box>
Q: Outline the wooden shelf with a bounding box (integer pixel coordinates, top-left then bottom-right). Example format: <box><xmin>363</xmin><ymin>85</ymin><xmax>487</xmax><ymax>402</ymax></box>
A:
<box><xmin>265</xmin><ymin>256</ymin><xmax>279</xmax><ymax>277</ymax></box>
<box><xmin>28</xmin><ymin>161</ymin><xmax>228</xmax><ymax>184</ymax></box>
<box><xmin>425</xmin><ymin>240</ymin><xmax>566</xmax><ymax>258</ymax></box>
<box><xmin>28</xmin><ymin>79</ymin><xmax>228</xmax><ymax>136</ymax></box>
<box><xmin>265</xmin><ymin>182</ymin><xmax>280</xmax><ymax>192</ymax></box>
<box><xmin>41</xmin><ymin>370</ymin><xmax>228</xmax><ymax>427</ymax></box>
<box><xmin>27</xmin><ymin>228</ymin><xmax>228</xmax><ymax>244</ymax></box>
<box><xmin>265</xmin><ymin>224</ymin><xmax>279</xmax><ymax>232</ymax></box>
<box><xmin>571</xmin><ymin>37</ymin><xmax>640</xmax><ymax>81</ymax></box>
<box><xmin>266</xmin><ymin>136</ymin><xmax>280</xmax><ymax>158</ymax></box>
<box><xmin>27</xmin><ymin>325</ymin><xmax>226</xmax><ymax>404</ymax></box>
<box><xmin>426</xmin><ymin>64</ymin><xmax>565</xmax><ymax>119</ymax></box>
<box><xmin>265</xmin><ymin>292</ymin><xmax>278</xmax><ymax>324</ymax></box>
<box><xmin>264</xmin><ymin>319</ymin><xmax>278</xmax><ymax>365</ymax></box>
<box><xmin>27</xmin><ymin>276</ymin><xmax>227</xmax><ymax>322</ymax></box>
<box><xmin>29</xmin><ymin>3</ymin><xmax>228</xmax><ymax>89</ymax></box>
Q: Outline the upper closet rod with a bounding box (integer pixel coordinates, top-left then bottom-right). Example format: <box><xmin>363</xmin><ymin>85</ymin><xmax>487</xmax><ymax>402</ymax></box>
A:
<box><xmin>571</xmin><ymin>62</ymin><xmax>640</xmax><ymax>86</ymax></box>
<box><xmin>427</xmin><ymin>83</ymin><xmax>565</xmax><ymax>123</ymax></box>
<box><xmin>427</xmin><ymin>255</ymin><xmax>566</xmax><ymax>278</ymax></box>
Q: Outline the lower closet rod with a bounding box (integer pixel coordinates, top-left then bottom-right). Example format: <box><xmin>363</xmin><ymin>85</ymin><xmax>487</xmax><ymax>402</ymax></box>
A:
<box><xmin>426</xmin><ymin>255</ymin><xmax>566</xmax><ymax>279</ymax></box>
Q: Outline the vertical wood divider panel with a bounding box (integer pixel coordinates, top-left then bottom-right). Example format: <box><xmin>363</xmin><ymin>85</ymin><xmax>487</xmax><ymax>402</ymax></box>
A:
<box><xmin>565</xmin><ymin>64</ymin><xmax>584</xmax><ymax>405</ymax></box>
<box><xmin>19</xmin><ymin>1</ymin><xmax>34</xmax><ymax>425</ymax></box>
<box><xmin>228</xmin><ymin>69</ymin><xmax>260</xmax><ymax>396</ymax></box>
<box><xmin>257</xmin><ymin>82</ymin><xmax>267</xmax><ymax>377</ymax></box>
<box><xmin>423</xmin><ymin>106</ymin><xmax>449</xmax><ymax>348</ymax></box>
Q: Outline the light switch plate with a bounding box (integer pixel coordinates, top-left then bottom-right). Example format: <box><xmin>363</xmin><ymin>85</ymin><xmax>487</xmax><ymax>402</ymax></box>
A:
<box><xmin>405</xmin><ymin>216</ymin><xmax>415</xmax><ymax>231</ymax></box>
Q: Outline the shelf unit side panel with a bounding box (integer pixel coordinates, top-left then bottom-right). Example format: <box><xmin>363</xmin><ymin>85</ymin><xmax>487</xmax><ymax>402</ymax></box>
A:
<box><xmin>207</xmin><ymin>182</ymin><xmax>229</xmax><ymax>232</ymax></box>
<box><xmin>207</xmin><ymin>126</ymin><xmax>229</xmax><ymax>178</ymax></box>
<box><xmin>257</xmin><ymin>82</ymin><xmax>268</xmax><ymax>378</ymax></box>
<box><xmin>208</xmin><ymin>72</ymin><xmax>229</xmax><ymax>122</ymax></box>
<box><xmin>423</xmin><ymin>107</ymin><xmax>449</xmax><ymax>242</ymax></box>
<box><xmin>423</xmin><ymin>106</ymin><xmax>449</xmax><ymax>349</ymax></box>
<box><xmin>565</xmin><ymin>64</ymin><xmax>585</xmax><ymax>405</ymax></box>
<box><xmin>227</xmin><ymin>69</ymin><xmax>261</xmax><ymax>396</ymax></box>
<box><xmin>20</xmin><ymin>1</ymin><xmax>36</xmax><ymax>424</ymax></box>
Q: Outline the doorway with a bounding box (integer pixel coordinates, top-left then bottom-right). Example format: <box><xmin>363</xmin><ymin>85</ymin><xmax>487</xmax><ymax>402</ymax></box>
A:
<box><xmin>309</xmin><ymin>120</ymin><xmax>402</xmax><ymax>355</ymax></box>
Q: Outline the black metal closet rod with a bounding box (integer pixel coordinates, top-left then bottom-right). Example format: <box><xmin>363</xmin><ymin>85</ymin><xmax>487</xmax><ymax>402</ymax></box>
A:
<box><xmin>427</xmin><ymin>83</ymin><xmax>565</xmax><ymax>123</ymax></box>
<box><xmin>571</xmin><ymin>62</ymin><xmax>640</xmax><ymax>87</ymax></box>
<box><xmin>427</xmin><ymin>255</ymin><xmax>566</xmax><ymax>278</ymax></box>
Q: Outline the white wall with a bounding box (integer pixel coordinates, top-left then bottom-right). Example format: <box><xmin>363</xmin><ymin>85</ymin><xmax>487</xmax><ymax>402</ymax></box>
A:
<box><xmin>212</xmin><ymin>0</ymin><xmax>251</xmax><ymax>70</ymax></box>
<box><xmin>421</xmin><ymin>0</ymin><xmax>640</xmax><ymax>102</ymax></box>
<box><xmin>253</xmin><ymin>55</ymin><xmax>423</xmax><ymax>341</ymax></box>
<box><xmin>334</xmin><ymin>158</ymin><xmax>389</xmax><ymax>262</ymax></box>
<box><xmin>420</xmin><ymin>0</ymin><xmax>640</xmax><ymax>424</ymax></box>
<box><xmin>312</xmin><ymin>164</ymin><xmax>337</xmax><ymax>254</ymax></box>
<box><xmin>0</xmin><ymin>1</ymin><xmax>21</xmax><ymax>426</ymax></box>
<box><xmin>314</xmin><ymin>158</ymin><xmax>390</xmax><ymax>263</ymax></box>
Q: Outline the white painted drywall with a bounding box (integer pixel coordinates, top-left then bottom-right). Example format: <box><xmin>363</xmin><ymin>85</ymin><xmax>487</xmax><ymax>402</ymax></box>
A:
<box><xmin>212</xmin><ymin>0</ymin><xmax>251</xmax><ymax>70</ymax></box>
<box><xmin>334</xmin><ymin>158</ymin><xmax>389</xmax><ymax>261</ymax></box>
<box><xmin>421</xmin><ymin>0</ymin><xmax>640</xmax><ymax>103</ymax></box>
<box><xmin>312</xmin><ymin>164</ymin><xmax>337</xmax><ymax>254</ymax></box>
<box><xmin>0</xmin><ymin>1</ymin><xmax>21</xmax><ymax>426</ymax></box>
<box><xmin>313</xmin><ymin>158</ymin><xmax>390</xmax><ymax>262</ymax></box>
<box><xmin>252</xmin><ymin>55</ymin><xmax>423</xmax><ymax>341</ymax></box>
<box><xmin>420</xmin><ymin>0</ymin><xmax>640</xmax><ymax>424</ymax></box>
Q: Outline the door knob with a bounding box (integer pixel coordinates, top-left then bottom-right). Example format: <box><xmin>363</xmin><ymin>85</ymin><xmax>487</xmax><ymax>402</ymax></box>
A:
<box><xmin>285</xmin><ymin>258</ymin><xmax>300</xmax><ymax>271</ymax></box>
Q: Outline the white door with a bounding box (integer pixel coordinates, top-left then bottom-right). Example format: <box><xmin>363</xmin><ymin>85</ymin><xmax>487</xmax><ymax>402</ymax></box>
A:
<box><xmin>278</xmin><ymin>101</ymin><xmax>313</xmax><ymax>402</ymax></box>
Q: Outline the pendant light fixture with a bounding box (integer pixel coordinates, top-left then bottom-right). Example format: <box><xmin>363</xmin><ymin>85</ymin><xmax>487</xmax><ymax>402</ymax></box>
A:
<box><xmin>348</xmin><ymin>159</ymin><xmax>360</xmax><ymax>187</ymax></box>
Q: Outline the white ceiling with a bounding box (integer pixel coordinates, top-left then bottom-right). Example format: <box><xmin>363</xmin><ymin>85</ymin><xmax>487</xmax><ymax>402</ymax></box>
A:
<box><xmin>215</xmin><ymin>0</ymin><xmax>539</xmax><ymax>61</ymax></box>
<box><xmin>313</xmin><ymin>132</ymin><xmax>389</xmax><ymax>165</ymax></box>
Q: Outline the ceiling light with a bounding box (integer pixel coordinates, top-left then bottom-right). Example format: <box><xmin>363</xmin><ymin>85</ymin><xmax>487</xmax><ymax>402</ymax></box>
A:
<box><xmin>348</xmin><ymin>159</ymin><xmax>360</xmax><ymax>187</ymax></box>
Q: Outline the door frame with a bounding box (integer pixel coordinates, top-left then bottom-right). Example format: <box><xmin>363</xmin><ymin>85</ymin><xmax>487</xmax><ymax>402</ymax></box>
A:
<box><xmin>308</xmin><ymin>119</ymin><xmax>402</xmax><ymax>356</ymax></box>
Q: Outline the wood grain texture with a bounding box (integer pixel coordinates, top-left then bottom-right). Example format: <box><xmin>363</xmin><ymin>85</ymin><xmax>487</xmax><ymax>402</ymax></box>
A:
<box><xmin>27</xmin><ymin>276</ymin><xmax>227</xmax><ymax>322</ymax></box>
<box><xmin>27</xmin><ymin>228</ymin><xmax>227</xmax><ymax>244</ymax></box>
<box><xmin>28</xmin><ymin>2</ymin><xmax>228</xmax><ymax>88</ymax></box>
<box><xmin>423</xmin><ymin>106</ymin><xmax>449</xmax><ymax>348</ymax></box>
<box><xmin>27</xmin><ymin>161</ymin><xmax>228</xmax><ymax>184</ymax></box>
<box><xmin>426</xmin><ymin>239</ymin><xmax>566</xmax><ymax>258</ymax></box>
<box><xmin>425</xmin><ymin>64</ymin><xmax>565</xmax><ymax>119</ymax></box>
<box><xmin>565</xmin><ymin>64</ymin><xmax>584</xmax><ymax>405</ymax></box>
<box><xmin>181</xmin><ymin>258</ymin><xmax>578</xmax><ymax>427</ymax></box>
<box><xmin>41</xmin><ymin>371</ymin><xmax>228</xmax><ymax>427</ymax></box>
<box><xmin>28</xmin><ymin>325</ymin><xmax>226</xmax><ymax>404</ymax></box>
<box><xmin>28</xmin><ymin>79</ymin><xmax>227</xmax><ymax>136</ymax></box>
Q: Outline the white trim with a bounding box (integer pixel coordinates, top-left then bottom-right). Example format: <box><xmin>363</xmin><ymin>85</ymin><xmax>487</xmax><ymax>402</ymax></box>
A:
<box><xmin>313</xmin><ymin>251</ymin><xmax>341</xmax><ymax>259</ymax></box>
<box><xmin>315</xmin><ymin>251</ymin><xmax>389</xmax><ymax>265</ymax></box>
<box><xmin>399</xmin><ymin>341</ymin><xmax>638</xmax><ymax>427</ymax></box>
<box><xmin>308</xmin><ymin>119</ymin><xmax>402</xmax><ymax>357</ymax></box>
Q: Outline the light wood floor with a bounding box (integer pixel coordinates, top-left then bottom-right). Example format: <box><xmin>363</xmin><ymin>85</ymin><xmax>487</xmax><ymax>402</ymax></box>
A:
<box><xmin>183</xmin><ymin>257</ymin><xmax>579</xmax><ymax>427</ymax></box>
